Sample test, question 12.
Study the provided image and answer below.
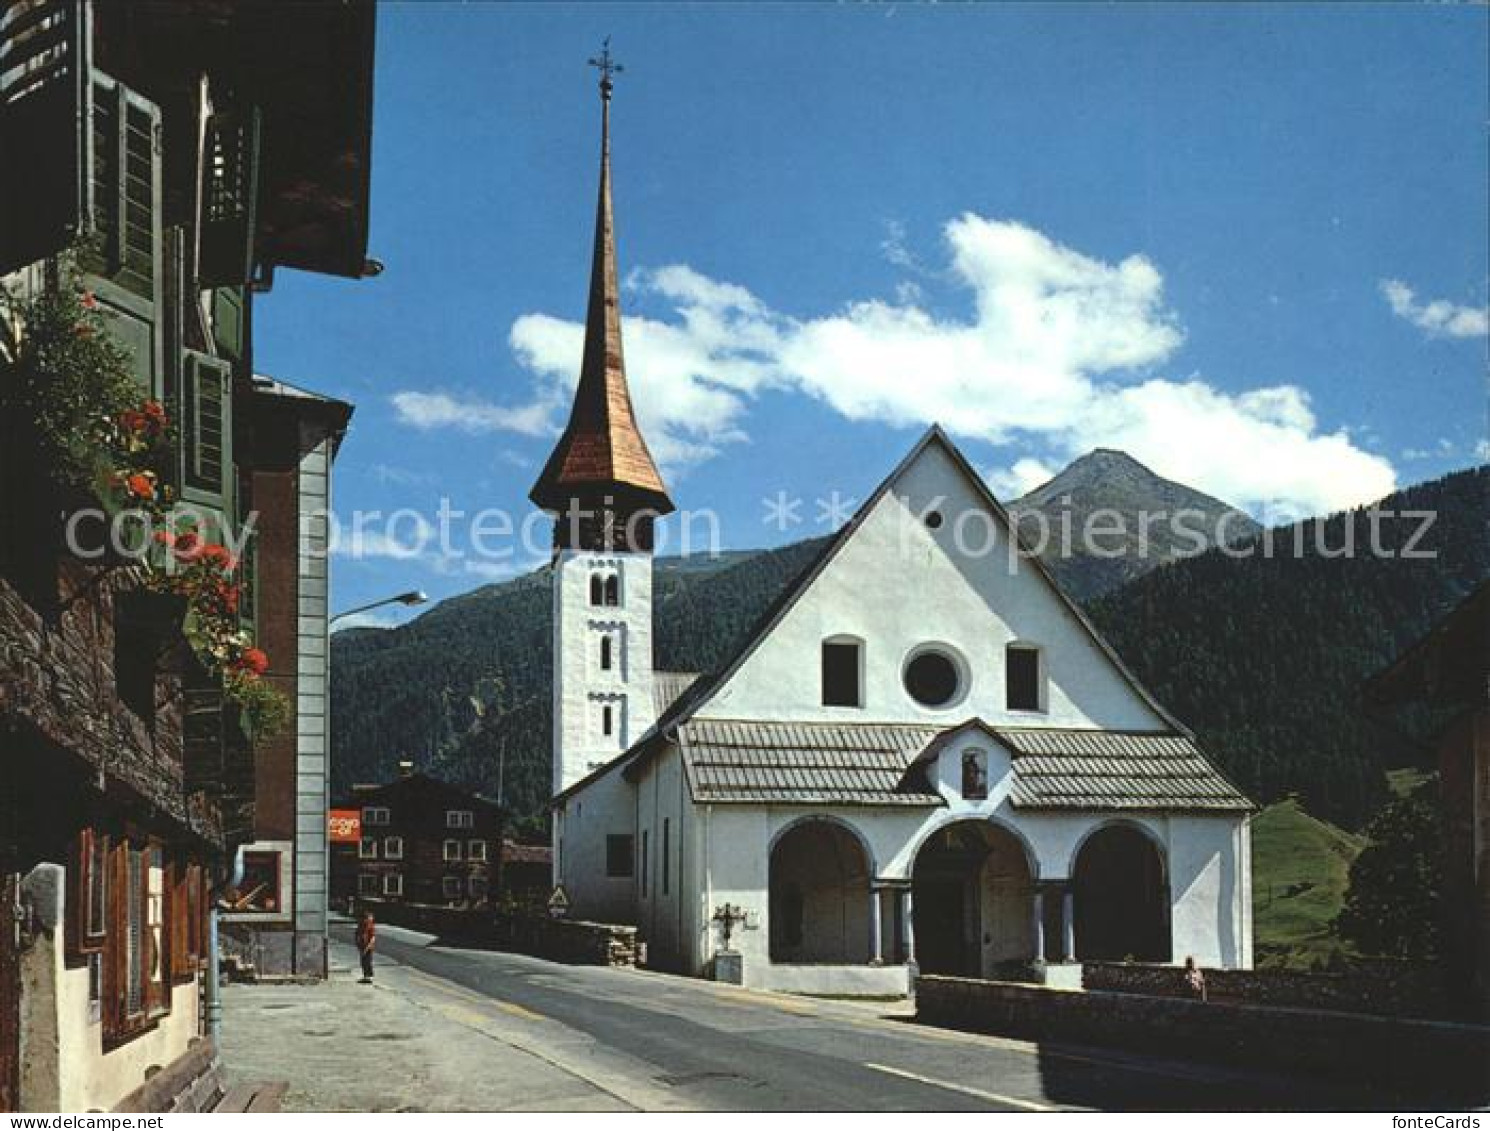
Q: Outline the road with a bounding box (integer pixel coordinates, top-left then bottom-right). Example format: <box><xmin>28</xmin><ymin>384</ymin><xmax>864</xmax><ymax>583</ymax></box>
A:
<box><xmin>327</xmin><ymin>921</ymin><xmax>1385</xmax><ymax>1112</ymax></box>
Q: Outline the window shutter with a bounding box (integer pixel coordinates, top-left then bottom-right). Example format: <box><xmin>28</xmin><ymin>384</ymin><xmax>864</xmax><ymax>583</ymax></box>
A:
<box><xmin>181</xmin><ymin>687</ymin><xmax>225</xmax><ymax>794</ymax></box>
<box><xmin>181</xmin><ymin>350</ymin><xmax>233</xmax><ymax>507</ymax></box>
<box><xmin>0</xmin><ymin>0</ymin><xmax>91</xmax><ymax>275</ymax></box>
<box><xmin>199</xmin><ymin>107</ymin><xmax>260</xmax><ymax>288</ymax></box>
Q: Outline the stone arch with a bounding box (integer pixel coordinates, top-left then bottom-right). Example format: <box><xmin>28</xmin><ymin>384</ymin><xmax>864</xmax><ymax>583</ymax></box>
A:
<box><xmin>911</xmin><ymin>818</ymin><xmax>1037</xmax><ymax>977</ymax></box>
<box><xmin>768</xmin><ymin>818</ymin><xmax>873</xmax><ymax>964</ymax></box>
<box><xmin>1071</xmin><ymin>820</ymin><xmax>1171</xmax><ymax>962</ymax></box>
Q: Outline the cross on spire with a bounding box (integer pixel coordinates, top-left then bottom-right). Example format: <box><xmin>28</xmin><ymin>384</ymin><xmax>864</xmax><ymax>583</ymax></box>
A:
<box><xmin>588</xmin><ymin>37</ymin><xmax>622</xmax><ymax>99</ymax></box>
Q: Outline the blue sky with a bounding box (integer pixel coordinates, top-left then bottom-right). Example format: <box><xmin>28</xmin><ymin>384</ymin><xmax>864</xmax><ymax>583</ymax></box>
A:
<box><xmin>251</xmin><ymin>3</ymin><xmax>1489</xmax><ymax>626</ymax></box>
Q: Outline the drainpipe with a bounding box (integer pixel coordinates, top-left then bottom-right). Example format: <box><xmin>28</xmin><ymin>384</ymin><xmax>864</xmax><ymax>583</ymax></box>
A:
<box><xmin>205</xmin><ymin>845</ymin><xmax>246</xmax><ymax>1043</ymax></box>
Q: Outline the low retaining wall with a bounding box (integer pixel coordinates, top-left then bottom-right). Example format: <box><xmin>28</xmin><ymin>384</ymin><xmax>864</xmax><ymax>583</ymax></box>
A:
<box><xmin>916</xmin><ymin>975</ymin><xmax>1490</xmax><ymax>1104</ymax></box>
<box><xmin>1083</xmin><ymin>960</ymin><xmax>1454</xmax><ymax>1020</ymax></box>
<box><xmin>360</xmin><ymin>900</ymin><xmax>638</xmax><ymax>967</ymax></box>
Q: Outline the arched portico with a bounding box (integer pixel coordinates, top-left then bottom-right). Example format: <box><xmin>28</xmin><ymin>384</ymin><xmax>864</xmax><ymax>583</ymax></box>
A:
<box><xmin>1072</xmin><ymin>821</ymin><xmax>1171</xmax><ymax>962</ymax></box>
<box><xmin>910</xmin><ymin>819</ymin><xmax>1037</xmax><ymax>977</ymax></box>
<box><xmin>768</xmin><ymin>818</ymin><xmax>872</xmax><ymax>964</ymax></box>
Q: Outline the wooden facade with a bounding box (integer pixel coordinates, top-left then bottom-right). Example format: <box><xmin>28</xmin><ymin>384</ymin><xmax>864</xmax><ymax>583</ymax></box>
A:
<box><xmin>330</xmin><ymin>772</ymin><xmax>504</xmax><ymax>912</ymax></box>
<box><xmin>0</xmin><ymin>0</ymin><xmax>375</xmax><ymax>1110</ymax></box>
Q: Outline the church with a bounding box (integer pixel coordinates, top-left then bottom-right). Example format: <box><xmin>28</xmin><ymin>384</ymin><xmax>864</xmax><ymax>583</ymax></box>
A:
<box><xmin>532</xmin><ymin>62</ymin><xmax>1254</xmax><ymax>995</ymax></box>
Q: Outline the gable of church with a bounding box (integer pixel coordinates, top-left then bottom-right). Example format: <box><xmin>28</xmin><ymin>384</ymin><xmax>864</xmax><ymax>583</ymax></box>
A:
<box><xmin>689</xmin><ymin>429</ymin><xmax>1174</xmax><ymax>732</ymax></box>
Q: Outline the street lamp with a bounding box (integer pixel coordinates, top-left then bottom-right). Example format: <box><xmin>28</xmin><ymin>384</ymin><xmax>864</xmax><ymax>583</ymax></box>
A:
<box><xmin>329</xmin><ymin>589</ymin><xmax>428</xmax><ymax>626</ymax></box>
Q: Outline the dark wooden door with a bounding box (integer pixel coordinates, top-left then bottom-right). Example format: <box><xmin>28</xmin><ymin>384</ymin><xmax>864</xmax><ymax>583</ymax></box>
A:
<box><xmin>0</xmin><ymin>872</ymin><xmax>19</xmax><ymax>1112</ymax></box>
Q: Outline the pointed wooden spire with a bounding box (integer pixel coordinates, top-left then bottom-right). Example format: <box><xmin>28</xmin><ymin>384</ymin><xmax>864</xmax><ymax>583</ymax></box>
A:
<box><xmin>530</xmin><ymin>44</ymin><xmax>673</xmax><ymax>520</ymax></box>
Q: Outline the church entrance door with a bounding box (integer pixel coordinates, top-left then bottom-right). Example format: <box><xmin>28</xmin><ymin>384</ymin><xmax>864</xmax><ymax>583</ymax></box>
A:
<box><xmin>912</xmin><ymin>821</ymin><xmax>1036</xmax><ymax>978</ymax></box>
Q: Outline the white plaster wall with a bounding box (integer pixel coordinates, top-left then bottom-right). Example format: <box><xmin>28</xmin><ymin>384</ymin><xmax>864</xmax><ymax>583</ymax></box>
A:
<box><xmin>634</xmin><ymin>745</ymin><xmax>689</xmax><ymax>970</ymax></box>
<box><xmin>553</xmin><ymin>550</ymin><xmax>658</xmax><ymax>796</ymax></box>
<box><xmin>554</xmin><ymin>765</ymin><xmax>639</xmax><ymax>926</ymax></box>
<box><xmin>1168</xmin><ymin>814</ymin><xmax>1253</xmax><ymax>968</ymax></box>
<box><xmin>694</xmin><ymin>439</ymin><xmax>1167</xmax><ymax>732</ymax></box>
<box><xmin>20</xmin><ymin>863</ymin><xmax>203</xmax><ymax>1113</ymax></box>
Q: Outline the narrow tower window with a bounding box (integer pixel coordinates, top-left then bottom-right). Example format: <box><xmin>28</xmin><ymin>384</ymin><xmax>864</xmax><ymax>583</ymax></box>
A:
<box><xmin>600</xmin><ymin>634</ymin><xmax>613</xmax><ymax>671</ymax></box>
<box><xmin>602</xmin><ymin>704</ymin><xmax>614</xmax><ymax>736</ymax></box>
<box><xmin>589</xmin><ymin>574</ymin><xmax>604</xmax><ymax>606</ymax></box>
<box><xmin>603</xmin><ymin>574</ymin><xmax>620</xmax><ymax>607</ymax></box>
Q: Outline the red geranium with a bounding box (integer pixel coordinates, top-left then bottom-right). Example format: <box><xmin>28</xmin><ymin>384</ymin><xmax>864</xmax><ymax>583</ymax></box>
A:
<box><xmin>239</xmin><ymin>648</ymin><xmax>269</xmax><ymax>675</ymax></box>
<box><xmin>126</xmin><ymin>473</ymin><xmax>155</xmax><ymax>500</ymax></box>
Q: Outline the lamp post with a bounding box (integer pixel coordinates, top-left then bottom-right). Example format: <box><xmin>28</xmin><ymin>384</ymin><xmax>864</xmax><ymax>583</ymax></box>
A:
<box><xmin>329</xmin><ymin>589</ymin><xmax>428</xmax><ymax>626</ymax></box>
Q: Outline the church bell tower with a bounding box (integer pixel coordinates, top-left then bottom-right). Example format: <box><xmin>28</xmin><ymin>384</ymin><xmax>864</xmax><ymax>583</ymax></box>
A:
<box><xmin>530</xmin><ymin>44</ymin><xmax>674</xmax><ymax>798</ymax></box>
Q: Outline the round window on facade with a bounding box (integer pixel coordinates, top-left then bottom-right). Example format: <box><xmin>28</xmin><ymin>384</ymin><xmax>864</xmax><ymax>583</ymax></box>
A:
<box><xmin>903</xmin><ymin>647</ymin><xmax>964</xmax><ymax>708</ymax></box>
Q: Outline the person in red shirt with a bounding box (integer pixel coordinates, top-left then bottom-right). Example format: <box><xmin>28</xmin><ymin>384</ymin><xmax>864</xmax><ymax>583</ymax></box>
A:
<box><xmin>355</xmin><ymin>911</ymin><xmax>376</xmax><ymax>983</ymax></box>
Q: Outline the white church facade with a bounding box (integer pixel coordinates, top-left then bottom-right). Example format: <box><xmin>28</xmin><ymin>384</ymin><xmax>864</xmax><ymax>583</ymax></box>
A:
<box><xmin>532</xmin><ymin>65</ymin><xmax>1254</xmax><ymax>996</ymax></box>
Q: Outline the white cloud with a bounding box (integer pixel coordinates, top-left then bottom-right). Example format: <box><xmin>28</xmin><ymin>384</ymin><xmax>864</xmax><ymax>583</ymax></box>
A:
<box><xmin>399</xmin><ymin>214</ymin><xmax>1397</xmax><ymax>516</ymax></box>
<box><xmin>986</xmin><ymin>458</ymin><xmax>1055</xmax><ymax>500</ymax></box>
<box><xmin>330</xmin><ymin>610</ymin><xmax>402</xmax><ymax>633</ymax></box>
<box><xmin>1380</xmin><ymin>279</ymin><xmax>1489</xmax><ymax>340</ymax></box>
<box><xmin>1477</xmin><ymin>439</ymin><xmax>1490</xmax><ymax>462</ymax></box>
<box><xmin>391</xmin><ymin>391</ymin><xmax>555</xmax><ymax>437</ymax></box>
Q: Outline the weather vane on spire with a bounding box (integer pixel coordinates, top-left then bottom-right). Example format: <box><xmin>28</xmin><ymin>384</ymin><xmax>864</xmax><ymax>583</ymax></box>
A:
<box><xmin>589</xmin><ymin>37</ymin><xmax>622</xmax><ymax>99</ymax></box>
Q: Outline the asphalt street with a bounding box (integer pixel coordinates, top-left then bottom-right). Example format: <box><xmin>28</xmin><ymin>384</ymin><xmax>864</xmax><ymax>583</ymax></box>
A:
<box><xmin>330</xmin><ymin>921</ymin><xmax>1393</xmax><ymax>1111</ymax></box>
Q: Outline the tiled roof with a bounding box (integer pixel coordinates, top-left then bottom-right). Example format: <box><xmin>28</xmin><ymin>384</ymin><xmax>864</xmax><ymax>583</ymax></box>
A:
<box><xmin>671</xmin><ymin>719</ymin><xmax>1250</xmax><ymax>812</ymax></box>
<box><xmin>653</xmin><ymin>671</ymin><xmax>702</xmax><ymax>718</ymax></box>
<box><xmin>677</xmin><ymin>719</ymin><xmax>944</xmax><ymax>807</ymax></box>
<box><xmin>996</xmin><ymin>728</ymin><xmax>1252</xmax><ymax>812</ymax></box>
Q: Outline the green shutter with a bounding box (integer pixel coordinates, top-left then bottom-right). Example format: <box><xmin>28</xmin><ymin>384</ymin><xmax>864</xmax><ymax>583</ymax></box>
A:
<box><xmin>212</xmin><ymin>286</ymin><xmax>245</xmax><ymax>361</ymax></box>
<box><xmin>81</xmin><ymin>71</ymin><xmax>162</xmax><ymax>395</ymax></box>
<box><xmin>198</xmin><ymin>107</ymin><xmax>260</xmax><ymax>288</ymax></box>
<box><xmin>181</xmin><ymin>350</ymin><xmax>233</xmax><ymax>508</ymax></box>
<box><xmin>0</xmin><ymin>0</ymin><xmax>92</xmax><ymax>274</ymax></box>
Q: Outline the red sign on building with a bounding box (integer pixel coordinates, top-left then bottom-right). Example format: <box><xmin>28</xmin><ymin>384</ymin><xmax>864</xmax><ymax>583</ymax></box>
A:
<box><xmin>328</xmin><ymin>809</ymin><xmax>362</xmax><ymax>844</ymax></box>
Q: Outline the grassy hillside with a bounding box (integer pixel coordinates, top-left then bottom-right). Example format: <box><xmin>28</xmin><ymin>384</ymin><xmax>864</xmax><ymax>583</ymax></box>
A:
<box><xmin>1251</xmin><ymin>798</ymin><xmax>1364</xmax><ymax>968</ymax></box>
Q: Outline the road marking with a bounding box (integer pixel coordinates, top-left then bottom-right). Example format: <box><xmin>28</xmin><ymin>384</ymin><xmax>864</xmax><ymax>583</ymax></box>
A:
<box><xmin>402</xmin><ymin>967</ymin><xmax>547</xmax><ymax>1022</ymax></box>
<box><xmin>863</xmin><ymin>1062</ymin><xmax>1058</xmax><ymax>1111</ymax></box>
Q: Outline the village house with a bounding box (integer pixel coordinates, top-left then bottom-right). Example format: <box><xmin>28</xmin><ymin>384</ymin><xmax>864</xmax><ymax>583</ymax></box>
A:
<box><xmin>536</xmin><ymin>63</ymin><xmax>1254</xmax><ymax>996</ymax></box>
<box><xmin>0</xmin><ymin>0</ymin><xmax>375</xmax><ymax>1110</ymax></box>
<box><xmin>329</xmin><ymin>767</ymin><xmax>504</xmax><ymax>912</ymax></box>
<box><xmin>1367</xmin><ymin>580</ymin><xmax>1490</xmax><ymax>1021</ymax></box>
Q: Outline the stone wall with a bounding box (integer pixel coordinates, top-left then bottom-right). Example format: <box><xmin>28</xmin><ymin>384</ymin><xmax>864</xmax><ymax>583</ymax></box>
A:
<box><xmin>362</xmin><ymin>899</ymin><xmax>639</xmax><ymax>967</ymax></box>
<box><xmin>1082</xmin><ymin>959</ymin><xmax>1455</xmax><ymax>1020</ymax></box>
<box><xmin>916</xmin><ymin>975</ymin><xmax>1490</xmax><ymax>1104</ymax></box>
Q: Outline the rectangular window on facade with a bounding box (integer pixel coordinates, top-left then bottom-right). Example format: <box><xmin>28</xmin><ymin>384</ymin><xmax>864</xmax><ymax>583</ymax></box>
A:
<box><xmin>383</xmin><ymin>873</ymin><xmax>403</xmax><ymax>897</ymax></box>
<box><xmin>605</xmin><ymin>835</ymin><xmax>634</xmax><ymax>879</ymax></box>
<box><xmin>363</xmin><ymin>807</ymin><xmax>390</xmax><ymax>826</ymax></box>
<box><xmin>600</xmin><ymin>634</ymin><xmax>613</xmax><ymax>671</ymax></box>
<box><xmin>467</xmin><ymin>840</ymin><xmax>487</xmax><ymax>862</ymax></box>
<box><xmin>469</xmin><ymin>876</ymin><xmax>488</xmax><ymax>899</ymax></box>
<box><xmin>384</xmin><ymin>837</ymin><xmax>404</xmax><ymax>860</ymax></box>
<box><xmin>821</xmin><ymin>641</ymin><xmax>863</xmax><ymax>707</ymax></box>
<box><xmin>662</xmin><ymin>819</ymin><xmax>671</xmax><ymax>896</ymax></box>
<box><xmin>641</xmin><ymin>830</ymin><xmax>649</xmax><ymax>898</ymax></box>
<box><xmin>1006</xmin><ymin>645</ymin><xmax>1043</xmax><ymax>712</ymax></box>
<box><xmin>358</xmin><ymin>874</ymin><xmax>378</xmax><ymax>896</ymax></box>
<box><xmin>359</xmin><ymin>838</ymin><xmax>377</xmax><ymax>860</ymax></box>
<box><xmin>443</xmin><ymin>839</ymin><xmax>462</xmax><ymax>862</ymax></box>
<box><xmin>442</xmin><ymin>876</ymin><xmax>462</xmax><ymax>900</ymax></box>
<box><xmin>446</xmin><ymin>810</ymin><xmax>474</xmax><ymax>829</ymax></box>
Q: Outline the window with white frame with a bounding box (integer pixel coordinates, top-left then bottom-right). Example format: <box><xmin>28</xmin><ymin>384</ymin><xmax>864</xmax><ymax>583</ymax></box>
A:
<box><xmin>442</xmin><ymin>876</ymin><xmax>462</xmax><ymax>900</ymax></box>
<box><xmin>443</xmin><ymin>839</ymin><xmax>462</xmax><ymax>861</ymax></box>
<box><xmin>358</xmin><ymin>873</ymin><xmax>378</xmax><ymax>895</ymax></box>
<box><xmin>363</xmin><ymin>806</ymin><xmax>390</xmax><ymax>826</ymax></box>
<box><xmin>383</xmin><ymin>836</ymin><xmax>404</xmax><ymax>860</ymax></box>
<box><xmin>446</xmin><ymin>810</ymin><xmax>474</xmax><ymax>829</ymax></box>
<box><xmin>359</xmin><ymin>837</ymin><xmax>377</xmax><ymax>860</ymax></box>
<box><xmin>468</xmin><ymin>840</ymin><xmax>487</xmax><ymax>862</ymax></box>
<box><xmin>469</xmin><ymin>876</ymin><xmax>488</xmax><ymax>899</ymax></box>
<box><xmin>383</xmin><ymin>872</ymin><xmax>403</xmax><ymax>896</ymax></box>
